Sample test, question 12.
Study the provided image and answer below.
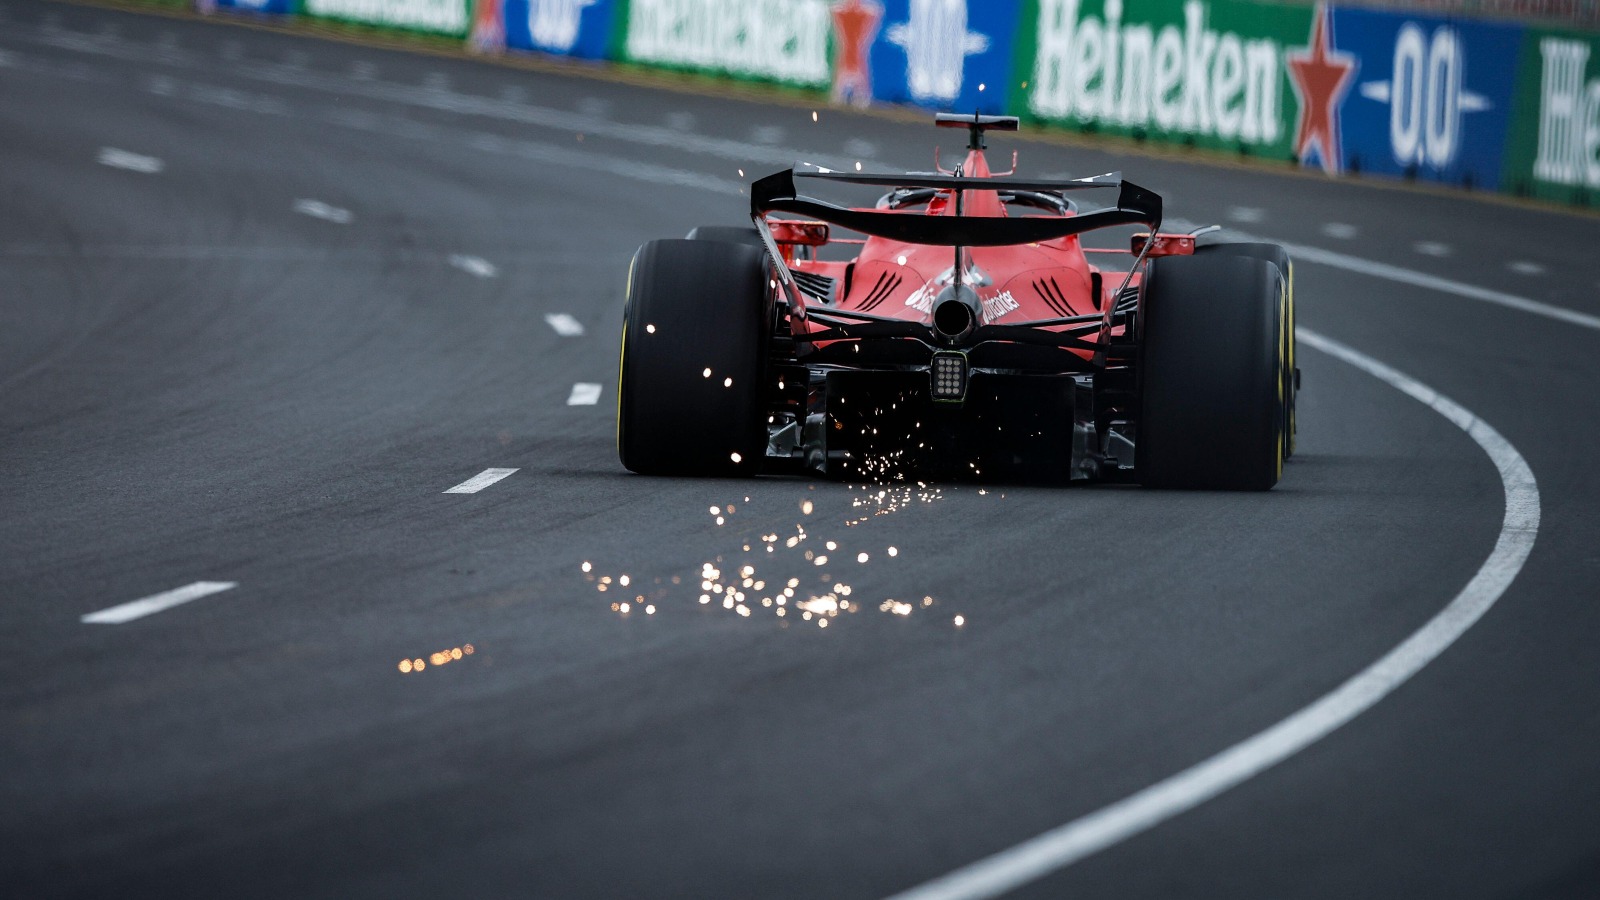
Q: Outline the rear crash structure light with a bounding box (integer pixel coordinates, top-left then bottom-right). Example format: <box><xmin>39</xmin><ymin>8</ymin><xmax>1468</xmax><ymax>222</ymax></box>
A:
<box><xmin>1130</xmin><ymin>232</ymin><xmax>1195</xmax><ymax>256</ymax></box>
<box><xmin>930</xmin><ymin>352</ymin><xmax>968</xmax><ymax>402</ymax></box>
<box><xmin>767</xmin><ymin>219</ymin><xmax>830</xmax><ymax>246</ymax></box>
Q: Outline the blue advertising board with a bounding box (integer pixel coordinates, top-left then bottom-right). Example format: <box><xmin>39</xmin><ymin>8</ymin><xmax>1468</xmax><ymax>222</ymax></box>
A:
<box><xmin>861</xmin><ymin>0</ymin><xmax>1018</xmax><ymax>115</ymax></box>
<box><xmin>210</xmin><ymin>0</ymin><xmax>295</xmax><ymax>14</ymax></box>
<box><xmin>503</xmin><ymin>0</ymin><xmax>618</xmax><ymax>60</ymax></box>
<box><xmin>1328</xmin><ymin>6</ymin><xmax>1522</xmax><ymax>189</ymax></box>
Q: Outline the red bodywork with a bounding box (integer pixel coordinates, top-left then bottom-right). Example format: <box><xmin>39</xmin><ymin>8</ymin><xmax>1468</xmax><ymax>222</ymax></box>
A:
<box><xmin>764</xmin><ymin>143</ymin><xmax>1195</xmax><ymax>358</ymax></box>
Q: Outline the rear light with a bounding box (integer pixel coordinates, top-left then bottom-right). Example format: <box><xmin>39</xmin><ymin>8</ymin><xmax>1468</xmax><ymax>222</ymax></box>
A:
<box><xmin>1130</xmin><ymin>233</ymin><xmax>1195</xmax><ymax>256</ymax></box>
<box><xmin>930</xmin><ymin>352</ymin><xmax>968</xmax><ymax>402</ymax></box>
<box><xmin>768</xmin><ymin>219</ymin><xmax>830</xmax><ymax>246</ymax></box>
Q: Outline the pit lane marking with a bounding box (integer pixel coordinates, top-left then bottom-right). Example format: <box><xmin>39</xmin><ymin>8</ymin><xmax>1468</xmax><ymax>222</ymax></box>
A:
<box><xmin>293</xmin><ymin>199</ymin><xmax>353</xmax><ymax>224</ymax></box>
<box><xmin>97</xmin><ymin>147</ymin><xmax>163</xmax><ymax>174</ymax></box>
<box><xmin>545</xmin><ymin>313</ymin><xmax>585</xmax><ymax>337</ymax></box>
<box><xmin>82</xmin><ymin>581</ymin><xmax>238</xmax><ymax>624</ymax></box>
<box><xmin>886</xmin><ymin>329</ymin><xmax>1540</xmax><ymax>900</ymax></box>
<box><xmin>567</xmin><ymin>383</ymin><xmax>603</xmax><ymax>405</ymax></box>
<box><xmin>443</xmin><ymin>468</ymin><xmax>519</xmax><ymax>494</ymax></box>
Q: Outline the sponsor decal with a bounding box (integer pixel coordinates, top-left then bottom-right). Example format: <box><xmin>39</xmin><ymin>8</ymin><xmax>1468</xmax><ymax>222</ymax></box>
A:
<box><xmin>304</xmin><ymin>0</ymin><xmax>469</xmax><ymax>33</ymax></box>
<box><xmin>470</xmin><ymin>0</ymin><xmax>507</xmax><ymax>51</ymax></box>
<box><xmin>527</xmin><ymin>0</ymin><xmax>596</xmax><ymax>52</ymax></box>
<box><xmin>887</xmin><ymin>0</ymin><xmax>991</xmax><ymax>103</ymax></box>
<box><xmin>981</xmin><ymin>289</ymin><xmax>1020</xmax><ymax>322</ymax></box>
<box><xmin>1286</xmin><ymin>5</ymin><xmax>1357</xmax><ymax>174</ymax></box>
<box><xmin>905</xmin><ymin>286</ymin><xmax>935</xmax><ymax>313</ymax></box>
<box><xmin>1028</xmin><ymin>0</ymin><xmax>1285</xmax><ymax>147</ymax></box>
<box><xmin>1329</xmin><ymin>7</ymin><xmax>1518</xmax><ymax>189</ymax></box>
<box><xmin>1357</xmin><ymin>23</ymin><xmax>1490</xmax><ymax>170</ymax></box>
<box><xmin>1532</xmin><ymin>37</ymin><xmax>1600</xmax><ymax>188</ymax></box>
<box><xmin>624</xmin><ymin>0</ymin><xmax>832</xmax><ymax>86</ymax></box>
<box><xmin>831</xmin><ymin>0</ymin><xmax>883</xmax><ymax>107</ymax></box>
<box><xmin>209</xmin><ymin>0</ymin><xmax>295</xmax><ymax>13</ymax></box>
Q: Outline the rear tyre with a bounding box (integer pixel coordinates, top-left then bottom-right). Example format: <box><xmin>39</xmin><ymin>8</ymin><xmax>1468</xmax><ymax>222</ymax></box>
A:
<box><xmin>1136</xmin><ymin>254</ymin><xmax>1286</xmax><ymax>490</ymax></box>
<box><xmin>685</xmin><ymin>225</ymin><xmax>766</xmax><ymax>247</ymax></box>
<box><xmin>1197</xmin><ymin>242</ymin><xmax>1297</xmax><ymax>458</ymax></box>
<box><xmin>618</xmin><ymin>239</ymin><xmax>771</xmax><ymax>476</ymax></box>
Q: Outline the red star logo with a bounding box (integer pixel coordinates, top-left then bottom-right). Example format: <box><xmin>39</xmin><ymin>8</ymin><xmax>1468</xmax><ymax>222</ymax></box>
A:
<box><xmin>831</xmin><ymin>0</ymin><xmax>882</xmax><ymax>107</ymax></box>
<box><xmin>468</xmin><ymin>0</ymin><xmax>505</xmax><ymax>53</ymax></box>
<box><xmin>1287</xmin><ymin>5</ymin><xmax>1356</xmax><ymax>175</ymax></box>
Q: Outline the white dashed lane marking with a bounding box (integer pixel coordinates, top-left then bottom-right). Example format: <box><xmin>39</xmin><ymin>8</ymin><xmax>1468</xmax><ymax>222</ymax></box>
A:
<box><xmin>545</xmin><ymin>313</ymin><xmax>585</xmax><ymax>337</ymax></box>
<box><xmin>448</xmin><ymin>254</ymin><xmax>497</xmax><ymax>278</ymax></box>
<box><xmin>82</xmin><ymin>581</ymin><xmax>237</xmax><ymax>624</ymax></box>
<box><xmin>1414</xmin><ymin>240</ymin><xmax>1452</xmax><ymax>257</ymax></box>
<box><xmin>1509</xmin><ymin>261</ymin><xmax>1546</xmax><ymax>276</ymax></box>
<box><xmin>1226</xmin><ymin>206</ymin><xmax>1264</xmax><ymax>223</ymax></box>
<box><xmin>1321</xmin><ymin>222</ymin><xmax>1357</xmax><ymax>239</ymax></box>
<box><xmin>844</xmin><ymin>137</ymin><xmax>878</xmax><ymax>158</ymax></box>
<box><xmin>293</xmin><ymin>199</ymin><xmax>353</xmax><ymax>224</ymax></box>
<box><xmin>567</xmin><ymin>383</ymin><xmax>603</xmax><ymax>405</ymax></box>
<box><xmin>442</xmin><ymin>468</ymin><xmax>518</xmax><ymax>494</ymax></box>
<box><xmin>98</xmin><ymin>147</ymin><xmax>163</xmax><ymax>173</ymax></box>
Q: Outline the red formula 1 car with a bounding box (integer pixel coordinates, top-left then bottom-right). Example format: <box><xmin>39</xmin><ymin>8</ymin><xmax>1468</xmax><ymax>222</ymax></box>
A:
<box><xmin>618</xmin><ymin>113</ymin><xmax>1296</xmax><ymax>489</ymax></box>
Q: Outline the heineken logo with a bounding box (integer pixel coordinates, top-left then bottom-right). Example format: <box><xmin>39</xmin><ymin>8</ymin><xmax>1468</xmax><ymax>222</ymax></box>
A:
<box><xmin>1029</xmin><ymin>0</ymin><xmax>1283</xmax><ymax>145</ymax></box>
<box><xmin>1285</xmin><ymin>4</ymin><xmax>1355</xmax><ymax>174</ymax></box>
<box><xmin>1533</xmin><ymin>37</ymin><xmax>1600</xmax><ymax>188</ymax></box>
<box><xmin>625</xmin><ymin>0</ymin><xmax>831</xmax><ymax>86</ymax></box>
<box><xmin>305</xmin><ymin>0</ymin><xmax>467</xmax><ymax>32</ymax></box>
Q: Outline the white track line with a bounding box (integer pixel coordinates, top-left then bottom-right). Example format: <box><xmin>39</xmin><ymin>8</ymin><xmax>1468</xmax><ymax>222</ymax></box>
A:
<box><xmin>442</xmin><ymin>468</ymin><xmax>518</xmax><ymax>494</ymax></box>
<box><xmin>545</xmin><ymin>313</ymin><xmax>585</xmax><ymax>337</ymax></box>
<box><xmin>82</xmin><ymin>581</ymin><xmax>237</xmax><ymax>624</ymax></box>
<box><xmin>97</xmin><ymin>147</ymin><xmax>163</xmax><ymax>173</ymax></box>
<box><xmin>1282</xmin><ymin>241</ymin><xmax>1600</xmax><ymax>332</ymax></box>
<box><xmin>448</xmin><ymin>254</ymin><xmax>497</xmax><ymax>278</ymax></box>
<box><xmin>887</xmin><ymin>328</ymin><xmax>1540</xmax><ymax>900</ymax></box>
<box><xmin>567</xmin><ymin>383</ymin><xmax>602</xmax><ymax>405</ymax></box>
<box><xmin>293</xmin><ymin>198</ymin><xmax>352</xmax><ymax>224</ymax></box>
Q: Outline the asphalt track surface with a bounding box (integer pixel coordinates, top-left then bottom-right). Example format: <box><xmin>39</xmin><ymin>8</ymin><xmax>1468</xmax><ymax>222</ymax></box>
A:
<box><xmin>2</xmin><ymin>2</ymin><xmax>1599</xmax><ymax>897</ymax></box>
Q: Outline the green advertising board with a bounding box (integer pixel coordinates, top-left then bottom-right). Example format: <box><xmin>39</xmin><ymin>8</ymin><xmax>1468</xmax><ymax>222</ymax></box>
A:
<box><xmin>1503</xmin><ymin>26</ymin><xmax>1600</xmax><ymax>206</ymax></box>
<box><xmin>616</xmin><ymin>0</ymin><xmax>834</xmax><ymax>89</ymax></box>
<box><xmin>1010</xmin><ymin>0</ymin><xmax>1314</xmax><ymax>161</ymax></box>
<box><xmin>300</xmin><ymin>0</ymin><xmax>472</xmax><ymax>37</ymax></box>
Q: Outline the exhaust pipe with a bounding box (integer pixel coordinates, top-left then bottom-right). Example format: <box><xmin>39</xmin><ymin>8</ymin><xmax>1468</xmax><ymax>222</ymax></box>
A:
<box><xmin>932</xmin><ymin>285</ymin><xmax>979</xmax><ymax>344</ymax></box>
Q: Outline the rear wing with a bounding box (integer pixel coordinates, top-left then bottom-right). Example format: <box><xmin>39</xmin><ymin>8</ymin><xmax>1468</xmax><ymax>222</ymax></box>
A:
<box><xmin>748</xmin><ymin>163</ymin><xmax>1165</xmax><ymax>361</ymax></box>
<box><xmin>749</xmin><ymin>164</ymin><xmax>1162</xmax><ymax>247</ymax></box>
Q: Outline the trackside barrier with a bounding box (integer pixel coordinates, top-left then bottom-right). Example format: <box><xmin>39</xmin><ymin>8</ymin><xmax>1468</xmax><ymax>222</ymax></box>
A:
<box><xmin>189</xmin><ymin>0</ymin><xmax>1600</xmax><ymax>211</ymax></box>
